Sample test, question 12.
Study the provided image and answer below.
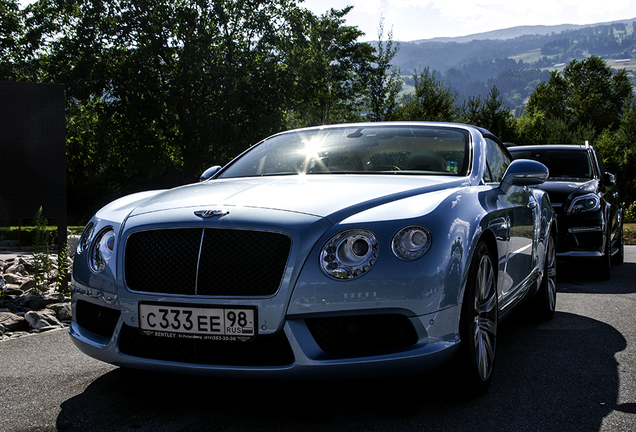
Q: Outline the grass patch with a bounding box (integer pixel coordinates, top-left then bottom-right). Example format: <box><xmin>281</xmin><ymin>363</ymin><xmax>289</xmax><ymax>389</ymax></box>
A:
<box><xmin>0</xmin><ymin>226</ymin><xmax>84</xmax><ymax>246</ymax></box>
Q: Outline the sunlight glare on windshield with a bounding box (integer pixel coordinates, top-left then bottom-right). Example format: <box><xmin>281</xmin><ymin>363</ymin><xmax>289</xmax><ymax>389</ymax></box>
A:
<box><xmin>296</xmin><ymin>136</ymin><xmax>327</xmax><ymax>175</ymax></box>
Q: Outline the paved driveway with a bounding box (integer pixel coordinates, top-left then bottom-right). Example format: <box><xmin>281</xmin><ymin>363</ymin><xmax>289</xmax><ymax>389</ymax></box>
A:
<box><xmin>1</xmin><ymin>248</ymin><xmax>635</xmax><ymax>431</ymax></box>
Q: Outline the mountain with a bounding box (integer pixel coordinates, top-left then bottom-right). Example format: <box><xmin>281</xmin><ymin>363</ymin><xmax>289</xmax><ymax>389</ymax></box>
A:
<box><xmin>390</xmin><ymin>18</ymin><xmax>636</xmax><ymax>116</ymax></box>
<box><xmin>409</xmin><ymin>18</ymin><xmax>636</xmax><ymax>44</ymax></box>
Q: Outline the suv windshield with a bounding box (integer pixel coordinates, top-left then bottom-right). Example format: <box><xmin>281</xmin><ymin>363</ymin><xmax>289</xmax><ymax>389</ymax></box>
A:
<box><xmin>218</xmin><ymin>125</ymin><xmax>470</xmax><ymax>179</ymax></box>
<box><xmin>511</xmin><ymin>148</ymin><xmax>593</xmax><ymax>180</ymax></box>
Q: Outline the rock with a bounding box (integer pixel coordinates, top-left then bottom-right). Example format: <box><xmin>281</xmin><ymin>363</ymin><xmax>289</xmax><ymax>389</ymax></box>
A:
<box><xmin>6</xmin><ymin>262</ymin><xmax>25</xmax><ymax>275</ymax></box>
<box><xmin>2</xmin><ymin>273</ymin><xmax>24</xmax><ymax>285</ymax></box>
<box><xmin>19</xmin><ymin>279</ymin><xmax>36</xmax><ymax>292</ymax></box>
<box><xmin>68</xmin><ymin>235</ymin><xmax>80</xmax><ymax>258</ymax></box>
<box><xmin>0</xmin><ymin>311</ymin><xmax>29</xmax><ymax>332</ymax></box>
<box><xmin>3</xmin><ymin>287</ymin><xmax>24</xmax><ymax>297</ymax></box>
<box><xmin>47</xmin><ymin>302</ymin><xmax>72</xmax><ymax>321</ymax></box>
<box><xmin>25</xmin><ymin>310</ymin><xmax>63</xmax><ymax>330</ymax></box>
<box><xmin>26</xmin><ymin>291</ymin><xmax>65</xmax><ymax>310</ymax></box>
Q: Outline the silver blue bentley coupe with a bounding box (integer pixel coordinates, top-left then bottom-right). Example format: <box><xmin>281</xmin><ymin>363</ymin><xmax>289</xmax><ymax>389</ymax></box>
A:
<box><xmin>70</xmin><ymin>122</ymin><xmax>557</xmax><ymax>393</ymax></box>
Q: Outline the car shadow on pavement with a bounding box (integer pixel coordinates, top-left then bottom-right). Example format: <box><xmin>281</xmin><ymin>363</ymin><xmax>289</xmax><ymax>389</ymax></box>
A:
<box><xmin>557</xmin><ymin>260</ymin><xmax>636</xmax><ymax>294</ymax></box>
<box><xmin>56</xmin><ymin>308</ymin><xmax>629</xmax><ymax>432</ymax></box>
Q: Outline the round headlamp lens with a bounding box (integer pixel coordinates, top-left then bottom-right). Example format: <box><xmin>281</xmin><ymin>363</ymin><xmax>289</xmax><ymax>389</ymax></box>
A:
<box><xmin>320</xmin><ymin>229</ymin><xmax>378</xmax><ymax>280</ymax></box>
<box><xmin>392</xmin><ymin>226</ymin><xmax>431</xmax><ymax>261</ymax></box>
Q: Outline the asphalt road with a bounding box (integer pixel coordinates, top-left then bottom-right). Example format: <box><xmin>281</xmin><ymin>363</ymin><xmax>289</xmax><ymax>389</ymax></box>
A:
<box><xmin>2</xmin><ymin>248</ymin><xmax>635</xmax><ymax>432</ymax></box>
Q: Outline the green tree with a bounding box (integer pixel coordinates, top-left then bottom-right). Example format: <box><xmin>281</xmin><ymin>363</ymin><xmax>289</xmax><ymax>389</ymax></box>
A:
<box><xmin>394</xmin><ymin>68</ymin><xmax>459</xmax><ymax>122</ymax></box>
<box><xmin>365</xmin><ymin>18</ymin><xmax>402</xmax><ymax>122</ymax></box>
<box><xmin>284</xmin><ymin>7</ymin><xmax>374</xmax><ymax>126</ymax></box>
<box><xmin>596</xmin><ymin>95</ymin><xmax>636</xmax><ymax>210</ymax></box>
<box><xmin>525</xmin><ymin>55</ymin><xmax>632</xmax><ymax>134</ymax></box>
<box><xmin>461</xmin><ymin>86</ymin><xmax>516</xmax><ymax>142</ymax></box>
<box><xmin>0</xmin><ymin>0</ymin><xmax>31</xmax><ymax>80</ymax></box>
<box><xmin>23</xmin><ymin>0</ymin><xmax>305</xmax><ymax>219</ymax></box>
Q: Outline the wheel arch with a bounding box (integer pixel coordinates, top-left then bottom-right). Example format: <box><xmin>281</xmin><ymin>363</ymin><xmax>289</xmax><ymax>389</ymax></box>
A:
<box><xmin>458</xmin><ymin>227</ymin><xmax>499</xmax><ymax>308</ymax></box>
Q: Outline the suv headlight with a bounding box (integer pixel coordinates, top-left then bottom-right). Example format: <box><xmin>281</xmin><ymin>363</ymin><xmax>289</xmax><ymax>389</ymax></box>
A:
<box><xmin>567</xmin><ymin>193</ymin><xmax>601</xmax><ymax>214</ymax></box>
<box><xmin>320</xmin><ymin>229</ymin><xmax>379</xmax><ymax>280</ymax></box>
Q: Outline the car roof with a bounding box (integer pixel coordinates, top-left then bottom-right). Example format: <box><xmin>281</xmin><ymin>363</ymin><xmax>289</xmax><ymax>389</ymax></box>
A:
<box><xmin>508</xmin><ymin>144</ymin><xmax>588</xmax><ymax>152</ymax></box>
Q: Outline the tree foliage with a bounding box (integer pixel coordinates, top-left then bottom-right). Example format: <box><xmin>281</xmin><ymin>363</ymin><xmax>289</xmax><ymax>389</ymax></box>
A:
<box><xmin>525</xmin><ymin>55</ymin><xmax>632</xmax><ymax>134</ymax></box>
<box><xmin>283</xmin><ymin>6</ymin><xmax>374</xmax><ymax>127</ymax></box>
<box><xmin>2</xmin><ymin>1</ymin><xmax>635</xmax><ymax>221</ymax></box>
<box><xmin>460</xmin><ymin>86</ymin><xmax>516</xmax><ymax>142</ymax></box>
<box><xmin>365</xmin><ymin>18</ymin><xmax>402</xmax><ymax>122</ymax></box>
<box><xmin>393</xmin><ymin>68</ymin><xmax>460</xmax><ymax>122</ymax></box>
<box><xmin>2</xmin><ymin>0</ymin><xmax>387</xmax><ymax>220</ymax></box>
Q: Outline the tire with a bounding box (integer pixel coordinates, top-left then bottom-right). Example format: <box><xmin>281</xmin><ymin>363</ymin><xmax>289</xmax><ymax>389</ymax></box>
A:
<box><xmin>595</xmin><ymin>228</ymin><xmax>612</xmax><ymax>280</ymax></box>
<box><xmin>456</xmin><ymin>241</ymin><xmax>498</xmax><ymax>395</ymax></box>
<box><xmin>611</xmin><ymin>221</ymin><xmax>624</xmax><ymax>266</ymax></box>
<box><xmin>533</xmin><ymin>232</ymin><xmax>557</xmax><ymax>321</ymax></box>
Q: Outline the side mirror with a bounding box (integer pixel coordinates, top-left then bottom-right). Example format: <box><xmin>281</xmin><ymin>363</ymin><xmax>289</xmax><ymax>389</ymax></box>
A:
<box><xmin>200</xmin><ymin>165</ymin><xmax>222</xmax><ymax>182</ymax></box>
<box><xmin>602</xmin><ymin>172</ymin><xmax>616</xmax><ymax>187</ymax></box>
<box><xmin>500</xmin><ymin>159</ymin><xmax>549</xmax><ymax>194</ymax></box>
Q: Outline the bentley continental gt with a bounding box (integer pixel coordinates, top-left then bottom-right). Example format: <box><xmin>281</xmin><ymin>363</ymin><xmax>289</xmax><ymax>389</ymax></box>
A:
<box><xmin>70</xmin><ymin>122</ymin><xmax>557</xmax><ymax>393</ymax></box>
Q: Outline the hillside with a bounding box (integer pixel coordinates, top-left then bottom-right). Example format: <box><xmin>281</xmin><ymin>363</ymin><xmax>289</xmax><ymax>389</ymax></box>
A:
<box><xmin>390</xmin><ymin>18</ymin><xmax>636</xmax><ymax>115</ymax></box>
<box><xmin>409</xmin><ymin>19</ymin><xmax>636</xmax><ymax>44</ymax></box>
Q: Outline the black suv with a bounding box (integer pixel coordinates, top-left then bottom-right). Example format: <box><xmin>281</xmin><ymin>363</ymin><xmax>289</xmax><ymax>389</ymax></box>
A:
<box><xmin>509</xmin><ymin>143</ymin><xmax>624</xmax><ymax>279</ymax></box>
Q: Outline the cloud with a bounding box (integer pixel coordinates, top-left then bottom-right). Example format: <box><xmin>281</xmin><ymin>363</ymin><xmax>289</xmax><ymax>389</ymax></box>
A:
<box><xmin>300</xmin><ymin>0</ymin><xmax>635</xmax><ymax>41</ymax></box>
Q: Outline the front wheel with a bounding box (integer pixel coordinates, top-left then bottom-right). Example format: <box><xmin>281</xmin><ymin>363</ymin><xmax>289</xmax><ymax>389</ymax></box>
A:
<box><xmin>456</xmin><ymin>241</ymin><xmax>498</xmax><ymax>395</ymax></box>
<box><xmin>532</xmin><ymin>232</ymin><xmax>557</xmax><ymax>321</ymax></box>
<box><xmin>611</xmin><ymin>221</ymin><xmax>624</xmax><ymax>266</ymax></box>
<box><xmin>595</xmin><ymin>227</ymin><xmax>612</xmax><ymax>280</ymax></box>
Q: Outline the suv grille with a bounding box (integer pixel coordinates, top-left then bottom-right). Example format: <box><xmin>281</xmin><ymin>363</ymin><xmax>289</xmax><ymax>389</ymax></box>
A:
<box><xmin>124</xmin><ymin>228</ymin><xmax>291</xmax><ymax>297</ymax></box>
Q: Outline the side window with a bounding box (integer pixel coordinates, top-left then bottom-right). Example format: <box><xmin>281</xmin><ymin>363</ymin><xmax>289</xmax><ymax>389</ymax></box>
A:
<box><xmin>485</xmin><ymin>138</ymin><xmax>511</xmax><ymax>183</ymax></box>
<box><xmin>591</xmin><ymin>148</ymin><xmax>605</xmax><ymax>178</ymax></box>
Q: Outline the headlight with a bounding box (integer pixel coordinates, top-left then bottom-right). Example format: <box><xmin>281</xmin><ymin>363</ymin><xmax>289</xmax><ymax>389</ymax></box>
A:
<box><xmin>90</xmin><ymin>227</ymin><xmax>116</xmax><ymax>272</ymax></box>
<box><xmin>320</xmin><ymin>229</ymin><xmax>379</xmax><ymax>280</ymax></box>
<box><xmin>391</xmin><ymin>225</ymin><xmax>431</xmax><ymax>261</ymax></box>
<box><xmin>567</xmin><ymin>194</ymin><xmax>601</xmax><ymax>214</ymax></box>
<box><xmin>77</xmin><ymin>222</ymin><xmax>94</xmax><ymax>254</ymax></box>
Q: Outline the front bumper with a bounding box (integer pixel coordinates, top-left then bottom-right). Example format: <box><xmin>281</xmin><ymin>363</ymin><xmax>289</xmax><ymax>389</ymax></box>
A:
<box><xmin>555</xmin><ymin>210</ymin><xmax>605</xmax><ymax>259</ymax></box>
<box><xmin>68</xmin><ymin>302</ymin><xmax>461</xmax><ymax>379</ymax></box>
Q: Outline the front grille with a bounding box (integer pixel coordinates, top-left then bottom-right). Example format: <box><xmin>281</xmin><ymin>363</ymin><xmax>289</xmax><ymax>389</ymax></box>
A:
<box><xmin>124</xmin><ymin>228</ymin><xmax>291</xmax><ymax>296</ymax></box>
<box><xmin>118</xmin><ymin>324</ymin><xmax>294</xmax><ymax>366</ymax></box>
<box><xmin>76</xmin><ymin>300</ymin><xmax>121</xmax><ymax>339</ymax></box>
<box><xmin>305</xmin><ymin>314</ymin><xmax>418</xmax><ymax>356</ymax></box>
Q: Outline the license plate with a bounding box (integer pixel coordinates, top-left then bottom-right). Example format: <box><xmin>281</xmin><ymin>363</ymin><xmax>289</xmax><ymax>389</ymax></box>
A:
<box><xmin>139</xmin><ymin>303</ymin><xmax>256</xmax><ymax>341</ymax></box>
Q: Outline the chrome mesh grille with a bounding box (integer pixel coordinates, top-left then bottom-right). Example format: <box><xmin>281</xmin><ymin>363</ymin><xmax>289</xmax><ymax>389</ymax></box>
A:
<box><xmin>124</xmin><ymin>228</ymin><xmax>291</xmax><ymax>297</ymax></box>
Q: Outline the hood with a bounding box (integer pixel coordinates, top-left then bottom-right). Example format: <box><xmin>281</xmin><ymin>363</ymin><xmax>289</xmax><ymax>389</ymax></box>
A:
<box><xmin>128</xmin><ymin>175</ymin><xmax>465</xmax><ymax>221</ymax></box>
<box><xmin>538</xmin><ymin>179</ymin><xmax>599</xmax><ymax>204</ymax></box>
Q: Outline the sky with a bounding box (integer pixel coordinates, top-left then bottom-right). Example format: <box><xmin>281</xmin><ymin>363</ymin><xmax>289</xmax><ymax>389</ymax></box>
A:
<box><xmin>300</xmin><ymin>0</ymin><xmax>636</xmax><ymax>42</ymax></box>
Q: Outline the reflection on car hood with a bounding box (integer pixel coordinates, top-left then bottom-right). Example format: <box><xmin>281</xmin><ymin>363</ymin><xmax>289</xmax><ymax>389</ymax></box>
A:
<box><xmin>129</xmin><ymin>175</ymin><xmax>464</xmax><ymax>220</ymax></box>
<box><xmin>538</xmin><ymin>179</ymin><xmax>598</xmax><ymax>204</ymax></box>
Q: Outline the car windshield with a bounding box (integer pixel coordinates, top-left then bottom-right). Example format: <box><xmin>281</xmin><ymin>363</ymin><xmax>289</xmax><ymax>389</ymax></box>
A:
<box><xmin>511</xmin><ymin>148</ymin><xmax>593</xmax><ymax>180</ymax></box>
<box><xmin>218</xmin><ymin>125</ymin><xmax>471</xmax><ymax>179</ymax></box>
